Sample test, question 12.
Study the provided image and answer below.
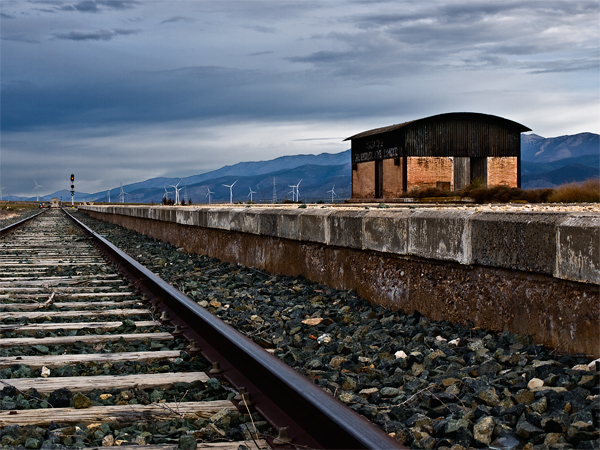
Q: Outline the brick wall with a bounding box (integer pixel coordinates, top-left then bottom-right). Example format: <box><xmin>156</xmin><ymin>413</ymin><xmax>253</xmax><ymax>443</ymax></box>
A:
<box><xmin>487</xmin><ymin>157</ymin><xmax>518</xmax><ymax>187</ymax></box>
<box><xmin>352</xmin><ymin>156</ymin><xmax>517</xmax><ymax>198</ymax></box>
<box><xmin>407</xmin><ymin>157</ymin><xmax>454</xmax><ymax>191</ymax></box>
<box><xmin>352</xmin><ymin>161</ymin><xmax>375</xmax><ymax>198</ymax></box>
<box><xmin>382</xmin><ymin>158</ymin><xmax>404</xmax><ymax>198</ymax></box>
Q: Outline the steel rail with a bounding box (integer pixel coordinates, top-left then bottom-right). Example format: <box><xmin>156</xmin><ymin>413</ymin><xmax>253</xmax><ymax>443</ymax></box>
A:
<box><xmin>0</xmin><ymin>208</ymin><xmax>48</xmax><ymax>238</ymax></box>
<box><xmin>64</xmin><ymin>208</ymin><xmax>406</xmax><ymax>450</ymax></box>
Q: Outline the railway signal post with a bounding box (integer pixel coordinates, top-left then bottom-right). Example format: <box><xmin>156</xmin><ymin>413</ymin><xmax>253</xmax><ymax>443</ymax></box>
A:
<box><xmin>70</xmin><ymin>173</ymin><xmax>75</xmax><ymax>207</ymax></box>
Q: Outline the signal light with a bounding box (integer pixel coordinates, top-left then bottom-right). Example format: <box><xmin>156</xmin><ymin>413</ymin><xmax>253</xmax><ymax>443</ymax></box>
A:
<box><xmin>70</xmin><ymin>174</ymin><xmax>75</xmax><ymax>182</ymax></box>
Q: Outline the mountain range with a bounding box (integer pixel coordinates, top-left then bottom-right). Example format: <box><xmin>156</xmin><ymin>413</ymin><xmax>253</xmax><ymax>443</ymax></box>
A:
<box><xmin>11</xmin><ymin>132</ymin><xmax>599</xmax><ymax>203</ymax></box>
<box><xmin>520</xmin><ymin>133</ymin><xmax>599</xmax><ymax>188</ymax></box>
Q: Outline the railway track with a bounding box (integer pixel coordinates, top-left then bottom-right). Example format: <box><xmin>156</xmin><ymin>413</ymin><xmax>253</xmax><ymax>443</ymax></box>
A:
<box><xmin>0</xmin><ymin>208</ymin><xmax>403</xmax><ymax>449</ymax></box>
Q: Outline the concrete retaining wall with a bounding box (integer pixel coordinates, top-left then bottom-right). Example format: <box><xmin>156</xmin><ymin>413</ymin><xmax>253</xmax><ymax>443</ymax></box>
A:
<box><xmin>79</xmin><ymin>205</ymin><xmax>599</xmax><ymax>357</ymax></box>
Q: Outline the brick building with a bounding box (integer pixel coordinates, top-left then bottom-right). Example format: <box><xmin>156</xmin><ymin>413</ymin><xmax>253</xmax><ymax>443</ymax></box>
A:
<box><xmin>345</xmin><ymin>112</ymin><xmax>531</xmax><ymax>199</ymax></box>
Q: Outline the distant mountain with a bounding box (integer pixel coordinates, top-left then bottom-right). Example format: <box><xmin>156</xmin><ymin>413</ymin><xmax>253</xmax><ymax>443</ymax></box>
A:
<box><xmin>122</xmin><ymin>150</ymin><xmax>351</xmax><ymax>193</ymax></box>
<box><xmin>100</xmin><ymin>163</ymin><xmax>350</xmax><ymax>204</ymax></box>
<box><xmin>91</xmin><ymin>151</ymin><xmax>352</xmax><ymax>204</ymax></box>
<box><xmin>522</xmin><ymin>154</ymin><xmax>599</xmax><ymax>175</ymax></box>
<box><xmin>183</xmin><ymin>163</ymin><xmax>351</xmax><ymax>205</ymax></box>
<box><xmin>5</xmin><ymin>189</ymin><xmax>93</xmax><ymax>203</ymax></box>
<box><xmin>522</xmin><ymin>164</ymin><xmax>599</xmax><ymax>188</ymax></box>
<box><xmin>522</xmin><ymin>132</ymin><xmax>598</xmax><ymax>163</ymax></box>
<box><xmin>521</xmin><ymin>132</ymin><xmax>598</xmax><ymax>188</ymax></box>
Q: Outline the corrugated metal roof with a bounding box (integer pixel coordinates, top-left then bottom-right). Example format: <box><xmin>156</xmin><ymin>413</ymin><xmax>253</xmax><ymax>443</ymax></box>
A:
<box><xmin>344</xmin><ymin>120</ymin><xmax>416</xmax><ymax>141</ymax></box>
<box><xmin>344</xmin><ymin>112</ymin><xmax>530</xmax><ymax>141</ymax></box>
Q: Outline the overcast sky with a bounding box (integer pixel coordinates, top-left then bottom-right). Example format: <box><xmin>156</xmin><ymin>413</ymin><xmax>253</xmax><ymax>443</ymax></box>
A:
<box><xmin>1</xmin><ymin>1</ymin><xmax>598</xmax><ymax>197</ymax></box>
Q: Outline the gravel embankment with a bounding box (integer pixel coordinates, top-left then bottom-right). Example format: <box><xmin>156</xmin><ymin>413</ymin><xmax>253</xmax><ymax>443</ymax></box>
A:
<box><xmin>0</xmin><ymin>208</ymin><xmax>41</xmax><ymax>229</ymax></box>
<box><xmin>74</xmin><ymin>211</ymin><xmax>599</xmax><ymax>450</ymax></box>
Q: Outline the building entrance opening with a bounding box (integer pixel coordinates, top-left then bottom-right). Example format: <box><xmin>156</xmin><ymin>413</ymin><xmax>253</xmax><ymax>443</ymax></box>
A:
<box><xmin>375</xmin><ymin>160</ymin><xmax>383</xmax><ymax>198</ymax></box>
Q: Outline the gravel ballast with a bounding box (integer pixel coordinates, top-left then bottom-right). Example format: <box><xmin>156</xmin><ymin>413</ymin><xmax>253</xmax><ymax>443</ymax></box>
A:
<box><xmin>0</xmin><ymin>209</ymin><xmax>41</xmax><ymax>229</ymax></box>
<box><xmin>74</xmin><ymin>211</ymin><xmax>599</xmax><ymax>450</ymax></box>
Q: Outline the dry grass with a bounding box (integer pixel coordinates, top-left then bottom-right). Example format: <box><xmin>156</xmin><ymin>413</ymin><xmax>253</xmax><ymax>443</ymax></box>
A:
<box><xmin>407</xmin><ymin>186</ymin><xmax>452</xmax><ymax>199</ymax></box>
<box><xmin>547</xmin><ymin>179</ymin><xmax>600</xmax><ymax>203</ymax></box>
<box><xmin>401</xmin><ymin>179</ymin><xmax>599</xmax><ymax>204</ymax></box>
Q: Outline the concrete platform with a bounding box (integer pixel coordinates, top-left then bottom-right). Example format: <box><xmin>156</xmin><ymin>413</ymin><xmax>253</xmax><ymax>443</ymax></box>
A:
<box><xmin>79</xmin><ymin>205</ymin><xmax>600</xmax><ymax>357</ymax></box>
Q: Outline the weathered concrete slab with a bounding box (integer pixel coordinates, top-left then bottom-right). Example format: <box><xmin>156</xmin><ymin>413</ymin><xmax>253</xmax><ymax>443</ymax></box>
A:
<box><xmin>230</xmin><ymin>208</ymin><xmax>259</xmax><ymax>235</ymax></box>
<box><xmin>363</xmin><ymin>210</ymin><xmax>410</xmax><ymax>254</ymax></box>
<box><xmin>471</xmin><ymin>212</ymin><xmax>562</xmax><ymax>275</ymax></box>
<box><xmin>328</xmin><ymin>210</ymin><xmax>366</xmax><ymax>249</ymax></box>
<box><xmin>157</xmin><ymin>207</ymin><xmax>175</xmax><ymax>223</ymax></box>
<box><xmin>257</xmin><ymin>209</ymin><xmax>279</xmax><ymax>237</ymax></box>
<box><xmin>175</xmin><ymin>209</ymin><xmax>199</xmax><ymax>227</ymax></box>
<box><xmin>277</xmin><ymin>210</ymin><xmax>301</xmax><ymax>241</ymax></box>
<box><xmin>408</xmin><ymin>209</ymin><xmax>475</xmax><ymax>264</ymax></box>
<box><xmin>206</xmin><ymin>208</ymin><xmax>232</xmax><ymax>230</ymax></box>
<box><xmin>299</xmin><ymin>209</ymin><xmax>330</xmax><ymax>244</ymax></box>
<box><xmin>556</xmin><ymin>214</ymin><xmax>600</xmax><ymax>284</ymax></box>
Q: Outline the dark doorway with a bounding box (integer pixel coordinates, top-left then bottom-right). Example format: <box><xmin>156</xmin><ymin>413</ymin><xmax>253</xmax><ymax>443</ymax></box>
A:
<box><xmin>402</xmin><ymin>157</ymin><xmax>407</xmax><ymax>193</ymax></box>
<box><xmin>375</xmin><ymin>160</ymin><xmax>383</xmax><ymax>198</ymax></box>
<box><xmin>470</xmin><ymin>157</ymin><xmax>488</xmax><ymax>185</ymax></box>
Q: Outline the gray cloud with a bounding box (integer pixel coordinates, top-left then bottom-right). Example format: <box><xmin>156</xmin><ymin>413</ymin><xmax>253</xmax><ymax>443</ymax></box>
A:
<box><xmin>59</xmin><ymin>0</ymin><xmax>138</xmax><ymax>13</ymax></box>
<box><xmin>247</xmin><ymin>51</ymin><xmax>274</xmax><ymax>57</ymax></box>
<box><xmin>161</xmin><ymin>16</ymin><xmax>195</xmax><ymax>24</ymax></box>
<box><xmin>54</xmin><ymin>28</ymin><xmax>139</xmax><ymax>40</ymax></box>
<box><xmin>284</xmin><ymin>1</ymin><xmax>599</xmax><ymax>79</ymax></box>
<box><xmin>287</xmin><ymin>50</ymin><xmax>356</xmax><ymax>65</ymax></box>
<box><xmin>1</xmin><ymin>33</ymin><xmax>41</xmax><ymax>44</ymax></box>
<box><xmin>526</xmin><ymin>58</ymin><xmax>600</xmax><ymax>74</ymax></box>
<box><xmin>245</xmin><ymin>25</ymin><xmax>277</xmax><ymax>34</ymax></box>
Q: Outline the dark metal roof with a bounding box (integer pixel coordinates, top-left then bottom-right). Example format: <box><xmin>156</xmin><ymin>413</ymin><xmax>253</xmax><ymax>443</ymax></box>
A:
<box><xmin>344</xmin><ymin>112</ymin><xmax>531</xmax><ymax>141</ymax></box>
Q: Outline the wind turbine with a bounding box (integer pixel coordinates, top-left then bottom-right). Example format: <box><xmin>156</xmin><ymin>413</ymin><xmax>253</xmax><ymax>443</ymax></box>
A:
<box><xmin>248</xmin><ymin>186</ymin><xmax>256</xmax><ymax>203</ymax></box>
<box><xmin>327</xmin><ymin>185</ymin><xmax>337</xmax><ymax>203</ymax></box>
<box><xmin>288</xmin><ymin>184</ymin><xmax>296</xmax><ymax>202</ymax></box>
<box><xmin>295</xmin><ymin>179</ymin><xmax>302</xmax><ymax>202</ymax></box>
<box><xmin>222</xmin><ymin>180</ymin><xmax>237</xmax><ymax>204</ymax></box>
<box><xmin>287</xmin><ymin>185</ymin><xmax>296</xmax><ymax>202</ymax></box>
<box><xmin>119</xmin><ymin>184</ymin><xmax>127</xmax><ymax>203</ymax></box>
<box><xmin>288</xmin><ymin>179</ymin><xmax>302</xmax><ymax>202</ymax></box>
<box><xmin>205</xmin><ymin>186</ymin><xmax>214</xmax><ymax>204</ymax></box>
<box><xmin>168</xmin><ymin>180</ymin><xmax>183</xmax><ymax>204</ymax></box>
<box><xmin>107</xmin><ymin>189</ymin><xmax>111</xmax><ymax>203</ymax></box>
<box><xmin>163</xmin><ymin>186</ymin><xmax>170</xmax><ymax>201</ymax></box>
<box><xmin>33</xmin><ymin>180</ymin><xmax>43</xmax><ymax>202</ymax></box>
<box><xmin>0</xmin><ymin>187</ymin><xmax>6</xmax><ymax>201</ymax></box>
